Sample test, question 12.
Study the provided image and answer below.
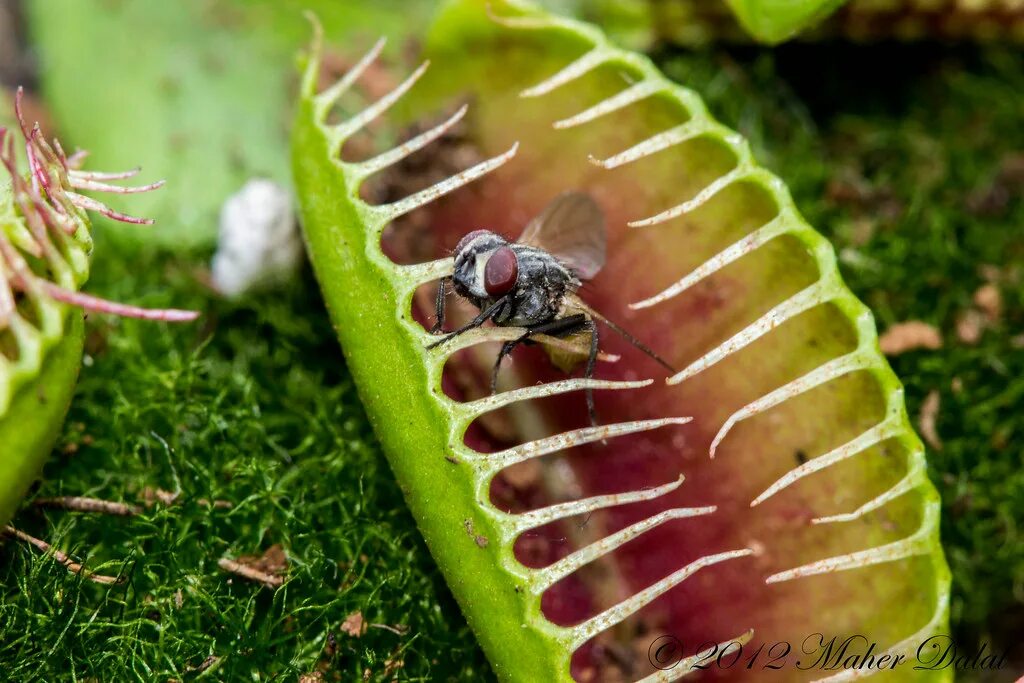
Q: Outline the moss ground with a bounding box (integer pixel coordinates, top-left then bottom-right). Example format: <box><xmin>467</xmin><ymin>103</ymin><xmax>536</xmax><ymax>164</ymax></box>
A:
<box><xmin>0</xmin><ymin>39</ymin><xmax>1021</xmax><ymax>683</ymax></box>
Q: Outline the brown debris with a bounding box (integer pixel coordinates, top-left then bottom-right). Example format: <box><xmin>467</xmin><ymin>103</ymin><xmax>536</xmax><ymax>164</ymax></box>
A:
<box><xmin>140</xmin><ymin>487</ymin><xmax>180</xmax><ymax>506</ymax></box>
<box><xmin>918</xmin><ymin>390</ymin><xmax>943</xmax><ymax>451</ymax></box>
<box><xmin>218</xmin><ymin>544</ymin><xmax>287</xmax><ymax>588</ymax></box>
<box><xmin>878</xmin><ymin>321</ymin><xmax>942</xmax><ymax>355</ymax></box>
<box><xmin>956</xmin><ymin>308</ymin><xmax>986</xmax><ymax>345</ymax></box>
<box><xmin>382</xmin><ymin>656</ymin><xmax>404</xmax><ymax>678</ymax></box>
<box><xmin>341</xmin><ymin>611</ymin><xmax>366</xmax><ymax>638</ymax></box>
<box><xmin>956</xmin><ymin>283</ymin><xmax>1003</xmax><ymax>345</ymax></box>
<box><xmin>198</xmin><ymin>498</ymin><xmax>234</xmax><ymax>509</ymax></box>
<box><xmin>369</xmin><ymin>622</ymin><xmax>409</xmax><ymax>636</ymax></box>
<box><xmin>34</xmin><ymin>496</ymin><xmax>140</xmax><ymax>516</ymax></box>
<box><xmin>298</xmin><ymin>673</ymin><xmax>324</xmax><ymax>683</ymax></box>
<box><xmin>973</xmin><ymin>283</ymin><xmax>1003</xmax><ymax>322</ymax></box>
<box><xmin>463</xmin><ymin>518</ymin><xmax>489</xmax><ymax>548</ymax></box>
<box><xmin>3</xmin><ymin>525</ymin><xmax>123</xmax><ymax>585</ymax></box>
<box><xmin>139</xmin><ymin>487</ymin><xmax>231</xmax><ymax>509</ymax></box>
<box><xmin>184</xmin><ymin>655</ymin><xmax>220</xmax><ymax>674</ymax></box>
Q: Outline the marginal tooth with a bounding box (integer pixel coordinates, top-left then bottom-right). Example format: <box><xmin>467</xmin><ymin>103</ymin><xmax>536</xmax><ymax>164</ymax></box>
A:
<box><xmin>709</xmin><ymin>350</ymin><xmax>876</xmax><ymax>458</ymax></box>
<box><xmin>767</xmin><ymin>538</ymin><xmax>922</xmax><ymax>585</ymax></box>
<box><xmin>484</xmin><ymin>6</ymin><xmax>558</xmax><ymax>30</ymax></box>
<box><xmin>553</xmin><ymin>81</ymin><xmax>661</xmax><ymax>130</ymax></box>
<box><xmin>486</xmin><ymin>2</ymin><xmax>604</xmax><ymax>43</ymax></box>
<box><xmin>506</xmin><ymin>474</ymin><xmax>684</xmax><ymax>535</ymax></box>
<box><xmin>534</xmin><ymin>507</ymin><xmax>720</xmax><ymax>593</ymax></box>
<box><xmin>396</xmin><ymin>258</ymin><xmax>455</xmax><ymax>292</ymax></box>
<box><xmin>667</xmin><ymin>280</ymin><xmax>833</xmax><ymax>385</ymax></box>
<box><xmin>521</xmin><ymin>48</ymin><xmax>608</xmax><ymax>98</ymax></box>
<box><xmin>766</xmin><ymin>501</ymin><xmax>938</xmax><ymax>584</ymax></box>
<box><xmin>630</xmin><ymin>215</ymin><xmax>788</xmax><ymax>310</ymax></box>
<box><xmin>812</xmin><ymin>464</ymin><xmax>925</xmax><ymax>525</ymax></box>
<box><xmin>355</xmin><ymin>104</ymin><xmax>469</xmax><ymax>180</ymax></box>
<box><xmin>424</xmin><ymin>323</ymin><xmax>559</xmax><ymax>357</ymax></box>
<box><xmin>590</xmin><ymin>120</ymin><xmax>708</xmax><ymax>170</ymax></box>
<box><xmin>67</xmin><ymin>177</ymin><xmax>165</xmax><ymax>194</ymax></box>
<box><xmin>329</xmin><ymin>60</ymin><xmax>431</xmax><ymax>155</ymax></box>
<box><xmin>371</xmin><ymin>142</ymin><xmax>518</xmax><ymax>224</ymax></box>
<box><xmin>635</xmin><ymin>631</ymin><xmax>754</xmax><ymax>683</ymax></box>
<box><xmin>460</xmin><ymin>378</ymin><xmax>653</xmax><ymax>423</ymax></box>
<box><xmin>486</xmin><ymin>418</ymin><xmax>691</xmax><ymax>471</ymax></box>
<box><xmin>750</xmin><ymin>417</ymin><xmax>902</xmax><ymax>507</ymax></box>
<box><xmin>36</xmin><ymin>280</ymin><xmax>199</xmax><ymax>322</ymax></box>
<box><xmin>65</xmin><ymin>191</ymin><xmax>154</xmax><ymax>225</ymax></box>
<box><xmin>312</xmin><ymin>36</ymin><xmax>387</xmax><ymax>121</ymax></box>
<box><xmin>568</xmin><ymin>549</ymin><xmax>754</xmax><ymax>648</ymax></box>
<box><xmin>423</xmin><ymin>326</ymin><xmax>621</xmax><ymax>392</ymax></box>
<box><xmin>300</xmin><ymin>12</ymin><xmax>324</xmax><ymax>96</ymax></box>
<box><xmin>67</xmin><ymin>167</ymin><xmax>141</xmax><ymax>181</ymax></box>
<box><xmin>628</xmin><ymin>166</ymin><xmax>750</xmax><ymax>228</ymax></box>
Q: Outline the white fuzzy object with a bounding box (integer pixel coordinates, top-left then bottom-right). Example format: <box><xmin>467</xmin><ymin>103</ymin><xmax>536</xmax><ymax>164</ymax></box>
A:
<box><xmin>211</xmin><ymin>179</ymin><xmax>302</xmax><ymax>297</ymax></box>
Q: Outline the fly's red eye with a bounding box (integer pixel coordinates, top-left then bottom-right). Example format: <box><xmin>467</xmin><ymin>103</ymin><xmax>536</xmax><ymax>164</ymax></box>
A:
<box><xmin>456</xmin><ymin>229</ymin><xmax>490</xmax><ymax>255</ymax></box>
<box><xmin>484</xmin><ymin>246</ymin><xmax>518</xmax><ymax>296</ymax></box>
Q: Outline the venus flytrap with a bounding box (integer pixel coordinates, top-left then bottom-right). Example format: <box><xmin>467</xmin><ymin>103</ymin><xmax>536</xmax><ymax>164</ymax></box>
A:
<box><xmin>0</xmin><ymin>91</ymin><xmax>198</xmax><ymax>528</ymax></box>
<box><xmin>292</xmin><ymin>1</ymin><xmax>951</xmax><ymax>680</ymax></box>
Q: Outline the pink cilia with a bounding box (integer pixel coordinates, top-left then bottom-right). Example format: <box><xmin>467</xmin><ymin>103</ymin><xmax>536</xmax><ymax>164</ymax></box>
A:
<box><xmin>1</xmin><ymin>87</ymin><xmax>198</xmax><ymax>325</ymax></box>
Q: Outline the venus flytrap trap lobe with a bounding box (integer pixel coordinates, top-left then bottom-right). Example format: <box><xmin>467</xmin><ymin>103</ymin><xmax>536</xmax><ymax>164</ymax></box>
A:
<box><xmin>0</xmin><ymin>89</ymin><xmax>198</xmax><ymax>528</ymax></box>
<box><xmin>293</xmin><ymin>1</ymin><xmax>950</xmax><ymax>680</ymax></box>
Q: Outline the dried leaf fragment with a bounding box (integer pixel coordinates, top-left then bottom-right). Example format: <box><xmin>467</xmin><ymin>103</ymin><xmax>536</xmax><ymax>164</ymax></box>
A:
<box><xmin>341</xmin><ymin>611</ymin><xmax>366</xmax><ymax>638</ymax></box>
<box><xmin>973</xmin><ymin>283</ymin><xmax>1002</xmax><ymax>322</ymax></box>
<box><xmin>956</xmin><ymin>308</ymin><xmax>986</xmax><ymax>345</ymax></box>
<box><xmin>918</xmin><ymin>390</ymin><xmax>943</xmax><ymax>451</ymax></box>
<box><xmin>878</xmin><ymin>321</ymin><xmax>942</xmax><ymax>355</ymax></box>
<box><xmin>218</xmin><ymin>544</ymin><xmax>288</xmax><ymax>588</ymax></box>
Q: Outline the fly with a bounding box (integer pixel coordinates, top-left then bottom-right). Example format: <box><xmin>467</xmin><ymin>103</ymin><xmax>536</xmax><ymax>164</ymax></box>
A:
<box><xmin>426</xmin><ymin>191</ymin><xmax>674</xmax><ymax>426</ymax></box>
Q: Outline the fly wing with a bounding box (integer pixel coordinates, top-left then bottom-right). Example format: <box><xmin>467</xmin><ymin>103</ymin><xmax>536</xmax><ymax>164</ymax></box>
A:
<box><xmin>518</xmin><ymin>191</ymin><xmax>606</xmax><ymax>280</ymax></box>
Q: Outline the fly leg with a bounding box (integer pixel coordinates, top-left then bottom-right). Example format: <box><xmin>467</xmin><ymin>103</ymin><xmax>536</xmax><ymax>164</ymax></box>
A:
<box><xmin>581</xmin><ymin>318</ymin><xmax>599</xmax><ymax>429</ymax></box>
<box><xmin>430</xmin><ymin>276</ymin><xmax>449</xmax><ymax>334</ymax></box>
<box><xmin>490</xmin><ymin>315</ymin><xmax>590</xmax><ymax>394</ymax></box>
<box><xmin>426</xmin><ymin>296</ymin><xmax>508</xmax><ymax>350</ymax></box>
<box><xmin>491</xmin><ymin>337</ymin><xmax>524</xmax><ymax>395</ymax></box>
<box><xmin>490</xmin><ymin>314</ymin><xmax>600</xmax><ymax>426</ymax></box>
